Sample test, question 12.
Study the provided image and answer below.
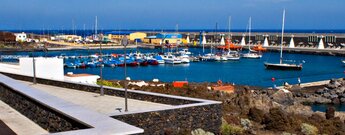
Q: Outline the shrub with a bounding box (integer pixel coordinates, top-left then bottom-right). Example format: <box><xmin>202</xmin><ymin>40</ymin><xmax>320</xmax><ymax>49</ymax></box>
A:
<box><xmin>221</xmin><ymin>119</ymin><xmax>243</xmax><ymax>135</ymax></box>
<box><xmin>97</xmin><ymin>80</ymin><xmax>122</xmax><ymax>88</ymax></box>
<box><xmin>301</xmin><ymin>123</ymin><xmax>318</xmax><ymax>135</ymax></box>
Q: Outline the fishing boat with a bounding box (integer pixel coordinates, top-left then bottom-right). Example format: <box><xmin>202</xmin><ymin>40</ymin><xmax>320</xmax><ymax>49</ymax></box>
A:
<box><xmin>253</xmin><ymin>44</ymin><xmax>267</xmax><ymax>52</ymax></box>
<box><xmin>264</xmin><ymin>10</ymin><xmax>303</xmax><ymax>70</ymax></box>
<box><xmin>137</xmin><ymin>59</ymin><xmax>149</xmax><ymax>66</ymax></box>
<box><xmin>242</xmin><ymin>17</ymin><xmax>262</xmax><ymax>59</ymax></box>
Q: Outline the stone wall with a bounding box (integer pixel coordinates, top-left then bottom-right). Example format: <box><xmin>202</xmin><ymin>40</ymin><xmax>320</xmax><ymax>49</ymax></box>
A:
<box><xmin>1</xmin><ymin>72</ymin><xmax>197</xmax><ymax>105</ymax></box>
<box><xmin>0</xmin><ymin>83</ymin><xmax>89</xmax><ymax>133</ymax></box>
<box><xmin>113</xmin><ymin>104</ymin><xmax>222</xmax><ymax>135</ymax></box>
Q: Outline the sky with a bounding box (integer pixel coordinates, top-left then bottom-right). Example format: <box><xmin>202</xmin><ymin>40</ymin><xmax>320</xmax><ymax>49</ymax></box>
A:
<box><xmin>0</xmin><ymin>0</ymin><xmax>344</xmax><ymax>30</ymax></box>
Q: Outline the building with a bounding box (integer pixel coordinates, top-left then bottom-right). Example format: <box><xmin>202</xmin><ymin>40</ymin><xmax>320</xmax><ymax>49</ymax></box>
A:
<box><xmin>106</xmin><ymin>31</ymin><xmax>131</xmax><ymax>42</ymax></box>
<box><xmin>143</xmin><ymin>33</ymin><xmax>182</xmax><ymax>45</ymax></box>
<box><xmin>14</xmin><ymin>32</ymin><xmax>27</xmax><ymax>42</ymax></box>
<box><xmin>53</xmin><ymin>35</ymin><xmax>82</xmax><ymax>42</ymax></box>
<box><xmin>129</xmin><ymin>32</ymin><xmax>147</xmax><ymax>42</ymax></box>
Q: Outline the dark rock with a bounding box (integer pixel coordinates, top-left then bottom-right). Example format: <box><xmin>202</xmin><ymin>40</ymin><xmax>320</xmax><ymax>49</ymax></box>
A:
<box><xmin>340</xmin><ymin>98</ymin><xmax>345</xmax><ymax>103</ymax></box>
<box><xmin>303</xmin><ymin>93</ymin><xmax>311</xmax><ymax>98</ymax></box>
<box><xmin>294</xmin><ymin>92</ymin><xmax>302</xmax><ymax>97</ymax></box>
<box><xmin>316</xmin><ymin>89</ymin><xmax>325</xmax><ymax>94</ymax></box>
<box><xmin>332</xmin><ymin>98</ymin><xmax>340</xmax><ymax>104</ymax></box>
<box><xmin>340</xmin><ymin>94</ymin><xmax>345</xmax><ymax>98</ymax></box>
<box><xmin>323</xmin><ymin>93</ymin><xmax>331</xmax><ymax>98</ymax></box>
<box><xmin>330</xmin><ymin>90</ymin><xmax>337</xmax><ymax>95</ymax></box>
<box><xmin>248</xmin><ymin>107</ymin><xmax>264</xmax><ymax>123</ymax></box>
<box><xmin>336</xmin><ymin>86</ymin><xmax>345</xmax><ymax>94</ymax></box>
<box><xmin>263</xmin><ymin>108</ymin><xmax>291</xmax><ymax>131</ymax></box>
<box><xmin>331</xmin><ymin>94</ymin><xmax>339</xmax><ymax>99</ymax></box>
<box><xmin>326</xmin><ymin>107</ymin><xmax>335</xmax><ymax>119</ymax></box>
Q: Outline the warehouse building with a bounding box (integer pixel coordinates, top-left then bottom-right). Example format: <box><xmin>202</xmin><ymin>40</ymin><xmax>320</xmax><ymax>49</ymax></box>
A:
<box><xmin>143</xmin><ymin>33</ymin><xmax>182</xmax><ymax>45</ymax></box>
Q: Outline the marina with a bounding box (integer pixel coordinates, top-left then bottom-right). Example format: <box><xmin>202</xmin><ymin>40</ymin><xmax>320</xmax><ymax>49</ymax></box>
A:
<box><xmin>2</xmin><ymin>47</ymin><xmax>344</xmax><ymax>87</ymax></box>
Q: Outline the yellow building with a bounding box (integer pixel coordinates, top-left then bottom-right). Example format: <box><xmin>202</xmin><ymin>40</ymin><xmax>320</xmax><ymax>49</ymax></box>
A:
<box><xmin>129</xmin><ymin>32</ymin><xmax>147</xmax><ymax>42</ymax></box>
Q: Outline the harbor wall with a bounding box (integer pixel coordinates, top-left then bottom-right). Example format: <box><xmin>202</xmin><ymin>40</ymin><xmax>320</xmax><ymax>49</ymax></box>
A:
<box><xmin>113</xmin><ymin>103</ymin><xmax>222</xmax><ymax>134</ymax></box>
<box><xmin>0</xmin><ymin>80</ymin><xmax>90</xmax><ymax>133</ymax></box>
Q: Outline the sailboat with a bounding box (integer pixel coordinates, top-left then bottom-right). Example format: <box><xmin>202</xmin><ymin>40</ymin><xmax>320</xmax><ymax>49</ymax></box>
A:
<box><xmin>223</xmin><ymin>16</ymin><xmax>240</xmax><ymax>61</ymax></box>
<box><xmin>242</xmin><ymin>17</ymin><xmax>262</xmax><ymax>59</ymax></box>
<box><xmin>264</xmin><ymin>10</ymin><xmax>303</xmax><ymax>70</ymax></box>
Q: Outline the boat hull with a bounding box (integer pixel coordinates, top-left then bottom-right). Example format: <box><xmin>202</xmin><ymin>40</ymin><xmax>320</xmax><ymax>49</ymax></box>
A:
<box><xmin>264</xmin><ymin>63</ymin><xmax>302</xmax><ymax>70</ymax></box>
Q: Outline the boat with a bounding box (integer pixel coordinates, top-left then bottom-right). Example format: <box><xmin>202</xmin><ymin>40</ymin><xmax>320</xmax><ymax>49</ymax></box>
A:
<box><xmin>342</xmin><ymin>60</ymin><xmax>345</xmax><ymax>64</ymax></box>
<box><xmin>242</xmin><ymin>17</ymin><xmax>262</xmax><ymax>59</ymax></box>
<box><xmin>178</xmin><ymin>48</ymin><xmax>192</xmax><ymax>55</ymax></box>
<box><xmin>253</xmin><ymin>44</ymin><xmax>267</xmax><ymax>52</ymax></box>
<box><xmin>179</xmin><ymin>54</ymin><xmax>190</xmax><ymax>63</ymax></box>
<box><xmin>224</xmin><ymin>51</ymin><xmax>240</xmax><ymax>61</ymax></box>
<box><xmin>264</xmin><ymin>10</ymin><xmax>303</xmax><ymax>70</ymax></box>
<box><xmin>147</xmin><ymin>59</ymin><xmax>159</xmax><ymax>65</ymax></box>
<box><xmin>154</xmin><ymin>55</ymin><xmax>165</xmax><ymax>64</ymax></box>
<box><xmin>137</xmin><ymin>59</ymin><xmax>149</xmax><ymax>66</ymax></box>
<box><xmin>162</xmin><ymin>54</ymin><xmax>182</xmax><ymax>64</ymax></box>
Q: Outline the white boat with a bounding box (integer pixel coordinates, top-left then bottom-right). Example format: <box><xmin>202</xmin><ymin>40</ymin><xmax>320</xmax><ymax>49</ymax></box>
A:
<box><xmin>242</xmin><ymin>17</ymin><xmax>262</xmax><ymax>59</ymax></box>
<box><xmin>242</xmin><ymin>52</ymin><xmax>262</xmax><ymax>59</ymax></box>
<box><xmin>162</xmin><ymin>55</ymin><xmax>182</xmax><ymax>64</ymax></box>
<box><xmin>179</xmin><ymin>54</ymin><xmax>190</xmax><ymax>63</ymax></box>
<box><xmin>201</xmin><ymin>53</ymin><xmax>217</xmax><ymax>61</ymax></box>
<box><xmin>264</xmin><ymin>10</ymin><xmax>303</xmax><ymax>70</ymax></box>
<box><xmin>178</xmin><ymin>48</ymin><xmax>192</xmax><ymax>55</ymax></box>
<box><xmin>224</xmin><ymin>51</ymin><xmax>240</xmax><ymax>61</ymax></box>
<box><xmin>220</xmin><ymin>56</ymin><xmax>228</xmax><ymax>61</ymax></box>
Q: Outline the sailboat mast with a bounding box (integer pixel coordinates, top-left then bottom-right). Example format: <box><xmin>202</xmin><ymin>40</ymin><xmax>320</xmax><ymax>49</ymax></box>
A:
<box><xmin>280</xmin><ymin>10</ymin><xmax>285</xmax><ymax>64</ymax></box>
<box><xmin>249</xmin><ymin>17</ymin><xmax>251</xmax><ymax>47</ymax></box>
<box><xmin>95</xmin><ymin>16</ymin><xmax>98</xmax><ymax>40</ymax></box>
<box><xmin>228</xmin><ymin>16</ymin><xmax>231</xmax><ymax>39</ymax></box>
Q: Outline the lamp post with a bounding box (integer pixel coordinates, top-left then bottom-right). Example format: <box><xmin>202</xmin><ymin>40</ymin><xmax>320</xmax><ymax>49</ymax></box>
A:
<box><xmin>99</xmin><ymin>34</ymin><xmax>104</xmax><ymax>96</ymax></box>
<box><xmin>32</xmin><ymin>44</ymin><xmax>37</xmax><ymax>84</ymax></box>
<box><xmin>121</xmin><ymin>36</ymin><xmax>129</xmax><ymax>112</ymax></box>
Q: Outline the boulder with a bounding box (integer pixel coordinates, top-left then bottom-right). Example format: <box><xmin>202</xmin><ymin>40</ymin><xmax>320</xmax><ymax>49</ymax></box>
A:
<box><xmin>316</xmin><ymin>89</ymin><xmax>325</xmax><ymax>94</ymax></box>
<box><xmin>323</xmin><ymin>93</ymin><xmax>331</xmax><ymax>98</ymax></box>
<box><xmin>340</xmin><ymin>98</ymin><xmax>345</xmax><ymax>104</ymax></box>
<box><xmin>336</xmin><ymin>86</ymin><xmax>345</xmax><ymax>94</ymax></box>
<box><xmin>331</xmin><ymin>94</ymin><xmax>339</xmax><ymax>99</ymax></box>
<box><xmin>332</xmin><ymin>98</ymin><xmax>340</xmax><ymax>104</ymax></box>
<box><xmin>330</xmin><ymin>90</ymin><xmax>336</xmax><ymax>95</ymax></box>
<box><xmin>315</xmin><ymin>97</ymin><xmax>332</xmax><ymax>104</ymax></box>
<box><xmin>271</xmin><ymin>89</ymin><xmax>294</xmax><ymax>105</ymax></box>
<box><xmin>327</xmin><ymin>79</ymin><xmax>341</xmax><ymax>89</ymax></box>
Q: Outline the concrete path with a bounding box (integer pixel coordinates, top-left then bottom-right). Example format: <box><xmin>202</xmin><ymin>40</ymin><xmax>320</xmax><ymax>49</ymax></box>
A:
<box><xmin>0</xmin><ymin>100</ymin><xmax>48</xmax><ymax>135</ymax></box>
<box><xmin>19</xmin><ymin>81</ymin><xmax>174</xmax><ymax>116</ymax></box>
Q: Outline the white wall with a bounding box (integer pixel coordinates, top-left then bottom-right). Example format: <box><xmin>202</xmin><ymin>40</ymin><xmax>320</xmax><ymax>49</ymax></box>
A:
<box><xmin>19</xmin><ymin>57</ymin><xmax>64</xmax><ymax>80</ymax></box>
<box><xmin>64</xmin><ymin>76</ymin><xmax>100</xmax><ymax>85</ymax></box>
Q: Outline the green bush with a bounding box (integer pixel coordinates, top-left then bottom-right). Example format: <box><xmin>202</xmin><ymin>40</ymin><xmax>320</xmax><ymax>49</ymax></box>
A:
<box><xmin>97</xmin><ymin>80</ymin><xmax>122</xmax><ymax>88</ymax></box>
<box><xmin>221</xmin><ymin>119</ymin><xmax>243</xmax><ymax>135</ymax></box>
<box><xmin>301</xmin><ymin>123</ymin><xmax>318</xmax><ymax>135</ymax></box>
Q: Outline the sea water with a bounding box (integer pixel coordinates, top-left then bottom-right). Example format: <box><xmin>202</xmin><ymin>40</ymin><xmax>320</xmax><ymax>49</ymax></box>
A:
<box><xmin>6</xmin><ymin>47</ymin><xmax>345</xmax><ymax>87</ymax></box>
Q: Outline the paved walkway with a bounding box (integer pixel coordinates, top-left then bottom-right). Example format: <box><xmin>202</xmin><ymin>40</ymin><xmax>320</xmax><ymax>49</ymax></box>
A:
<box><xmin>0</xmin><ymin>100</ymin><xmax>48</xmax><ymax>135</ymax></box>
<box><xmin>20</xmin><ymin>81</ymin><xmax>174</xmax><ymax>116</ymax></box>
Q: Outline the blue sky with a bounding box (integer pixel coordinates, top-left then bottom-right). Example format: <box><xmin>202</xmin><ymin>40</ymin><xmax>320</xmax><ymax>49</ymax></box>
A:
<box><xmin>0</xmin><ymin>0</ymin><xmax>344</xmax><ymax>30</ymax></box>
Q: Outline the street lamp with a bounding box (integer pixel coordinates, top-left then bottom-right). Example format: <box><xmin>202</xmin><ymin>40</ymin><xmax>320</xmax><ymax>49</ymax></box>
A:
<box><xmin>121</xmin><ymin>36</ymin><xmax>129</xmax><ymax>112</ymax></box>
<box><xmin>32</xmin><ymin>44</ymin><xmax>37</xmax><ymax>84</ymax></box>
<box><xmin>99</xmin><ymin>34</ymin><xmax>104</xmax><ymax>96</ymax></box>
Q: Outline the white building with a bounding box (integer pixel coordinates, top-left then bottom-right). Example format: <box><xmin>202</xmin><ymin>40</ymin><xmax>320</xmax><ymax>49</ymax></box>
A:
<box><xmin>14</xmin><ymin>32</ymin><xmax>27</xmax><ymax>42</ymax></box>
<box><xmin>0</xmin><ymin>57</ymin><xmax>99</xmax><ymax>85</ymax></box>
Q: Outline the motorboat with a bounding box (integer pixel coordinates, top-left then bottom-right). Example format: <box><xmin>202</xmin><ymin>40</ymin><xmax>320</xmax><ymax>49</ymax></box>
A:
<box><xmin>162</xmin><ymin>55</ymin><xmax>182</xmax><ymax>64</ymax></box>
